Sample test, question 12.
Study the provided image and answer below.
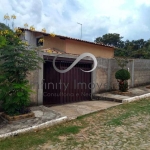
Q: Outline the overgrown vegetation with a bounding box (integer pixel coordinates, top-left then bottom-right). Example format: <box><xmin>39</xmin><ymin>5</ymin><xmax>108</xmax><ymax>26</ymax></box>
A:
<box><xmin>0</xmin><ymin>23</ymin><xmax>42</xmax><ymax>115</ymax></box>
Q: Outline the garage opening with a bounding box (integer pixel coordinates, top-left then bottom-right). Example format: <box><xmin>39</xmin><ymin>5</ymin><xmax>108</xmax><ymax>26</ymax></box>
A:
<box><xmin>43</xmin><ymin>56</ymin><xmax>92</xmax><ymax>105</ymax></box>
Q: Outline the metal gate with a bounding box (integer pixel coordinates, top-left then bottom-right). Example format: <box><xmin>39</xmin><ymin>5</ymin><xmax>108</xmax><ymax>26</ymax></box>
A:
<box><xmin>43</xmin><ymin>56</ymin><xmax>92</xmax><ymax>105</ymax></box>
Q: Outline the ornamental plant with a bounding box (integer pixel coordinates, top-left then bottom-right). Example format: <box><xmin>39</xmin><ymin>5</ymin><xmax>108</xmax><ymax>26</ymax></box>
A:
<box><xmin>115</xmin><ymin>69</ymin><xmax>130</xmax><ymax>92</ymax></box>
<box><xmin>0</xmin><ymin>26</ymin><xmax>42</xmax><ymax>116</ymax></box>
<box><xmin>115</xmin><ymin>57</ymin><xmax>130</xmax><ymax>92</ymax></box>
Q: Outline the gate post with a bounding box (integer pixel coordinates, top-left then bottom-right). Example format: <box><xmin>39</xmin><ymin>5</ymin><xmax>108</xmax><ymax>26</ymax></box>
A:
<box><xmin>131</xmin><ymin>59</ymin><xmax>135</xmax><ymax>87</ymax></box>
<box><xmin>38</xmin><ymin>52</ymin><xmax>43</xmax><ymax>105</ymax></box>
<box><xmin>107</xmin><ymin>59</ymin><xmax>111</xmax><ymax>90</ymax></box>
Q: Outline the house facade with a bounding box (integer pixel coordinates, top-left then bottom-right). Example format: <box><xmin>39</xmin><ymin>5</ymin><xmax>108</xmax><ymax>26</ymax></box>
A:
<box><xmin>20</xmin><ymin>28</ymin><xmax>115</xmax><ymax>106</ymax></box>
<box><xmin>21</xmin><ymin>28</ymin><xmax>114</xmax><ymax>58</ymax></box>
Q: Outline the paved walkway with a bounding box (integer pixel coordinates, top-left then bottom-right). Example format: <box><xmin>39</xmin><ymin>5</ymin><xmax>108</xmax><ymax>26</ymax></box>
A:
<box><xmin>93</xmin><ymin>86</ymin><xmax>150</xmax><ymax>102</ymax></box>
<box><xmin>0</xmin><ymin>106</ymin><xmax>61</xmax><ymax>135</ymax></box>
<box><xmin>49</xmin><ymin>101</ymin><xmax>120</xmax><ymax>119</ymax></box>
<box><xmin>0</xmin><ymin>101</ymin><xmax>119</xmax><ymax>136</ymax></box>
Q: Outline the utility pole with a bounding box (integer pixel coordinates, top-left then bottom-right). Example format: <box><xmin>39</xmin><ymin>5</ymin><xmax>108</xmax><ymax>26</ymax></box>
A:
<box><xmin>77</xmin><ymin>22</ymin><xmax>82</xmax><ymax>39</ymax></box>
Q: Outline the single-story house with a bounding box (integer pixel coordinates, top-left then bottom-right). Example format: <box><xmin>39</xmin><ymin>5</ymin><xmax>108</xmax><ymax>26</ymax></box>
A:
<box><xmin>20</xmin><ymin>28</ymin><xmax>114</xmax><ymax>106</ymax></box>
<box><xmin>20</xmin><ymin>28</ymin><xmax>114</xmax><ymax>58</ymax></box>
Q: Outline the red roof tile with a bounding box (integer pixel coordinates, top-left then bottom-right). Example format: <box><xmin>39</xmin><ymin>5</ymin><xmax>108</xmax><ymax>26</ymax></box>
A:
<box><xmin>19</xmin><ymin>28</ymin><xmax>114</xmax><ymax>49</ymax></box>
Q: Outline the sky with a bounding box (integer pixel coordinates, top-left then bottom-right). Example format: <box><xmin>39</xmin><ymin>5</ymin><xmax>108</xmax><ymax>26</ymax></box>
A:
<box><xmin>0</xmin><ymin>0</ymin><xmax>150</xmax><ymax>42</ymax></box>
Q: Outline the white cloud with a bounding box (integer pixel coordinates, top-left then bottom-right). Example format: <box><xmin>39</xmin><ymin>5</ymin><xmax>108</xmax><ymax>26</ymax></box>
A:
<box><xmin>0</xmin><ymin>0</ymin><xmax>150</xmax><ymax>41</ymax></box>
<box><xmin>135</xmin><ymin>0</ymin><xmax>150</xmax><ymax>6</ymax></box>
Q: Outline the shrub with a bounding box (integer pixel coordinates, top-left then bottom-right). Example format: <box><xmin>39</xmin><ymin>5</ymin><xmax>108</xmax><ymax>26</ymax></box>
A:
<box><xmin>118</xmin><ymin>80</ymin><xmax>128</xmax><ymax>92</ymax></box>
<box><xmin>115</xmin><ymin>69</ymin><xmax>130</xmax><ymax>92</ymax></box>
<box><xmin>0</xmin><ymin>28</ymin><xmax>42</xmax><ymax>116</ymax></box>
<box><xmin>115</xmin><ymin>69</ymin><xmax>130</xmax><ymax>80</ymax></box>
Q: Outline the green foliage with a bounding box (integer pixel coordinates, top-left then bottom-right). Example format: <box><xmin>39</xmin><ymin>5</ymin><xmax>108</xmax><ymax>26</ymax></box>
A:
<box><xmin>119</xmin><ymin>80</ymin><xmax>128</xmax><ymax>92</ymax></box>
<box><xmin>115</xmin><ymin>69</ymin><xmax>130</xmax><ymax>81</ymax></box>
<box><xmin>0</xmin><ymin>81</ymin><xmax>32</xmax><ymax>115</ymax></box>
<box><xmin>94</xmin><ymin>33</ymin><xmax>123</xmax><ymax>47</ymax></box>
<box><xmin>115</xmin><ymin>57</ymin><xmax>129</xmax><ymax>69</ymax></box>
<box><xmin>0</xmin><ymin>27</ymin><xmax>42</xmax><ymax>115</ymax></box>
<box><xmin>115</xmin><ymin>40</ymin><xmax>150</xmax><ymax>58</ymax></box>
<box><xmin>115</xmin><ymin>69</ymin><xmax>130</xmax><ymax>92</ymax></box>
<box><xmin>0</xmin><ymin>23</ymin><xmax>11</xmax><ymax>31</ymax></box>
<box><xmin>95</xmin><ymin>33</ymin><xmax>150</xmax><ymax>59</ymax></box>
<box><xmin>0</xmin><ymin>36</ymin><xmax>6</xmax><ymax>48</ymax></box>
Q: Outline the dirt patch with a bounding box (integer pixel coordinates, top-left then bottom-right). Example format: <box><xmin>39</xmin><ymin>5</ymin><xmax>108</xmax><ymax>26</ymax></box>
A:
<box><xmin>112</xmin><ymin>90</ymin><xmax>133</xmax><ymax>96</ymax></box>
<box><xmin>146</xmin><ymin>86</ymin><xmax>150</xmax><ymax>89</ymax></box>
<box><xmin>58</xmin><ymin>136</ymin><xmax>67</xmax><ymax>141</ymax></box>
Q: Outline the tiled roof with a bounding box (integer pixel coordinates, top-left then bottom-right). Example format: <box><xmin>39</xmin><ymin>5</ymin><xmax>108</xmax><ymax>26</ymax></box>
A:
<box><xmin>19</xmin><ymin>28</ymin><xmax>114</xmax><ymax>49</ymax></box>
<box><xmin>42</xmin><ymin>48</ymin><xmax>64</xmax><ymax>54</ymax></box>
<box><xmin>42</xmin><ymin>48</ymin><xmax>94</xmax><ymax>59</ymax></box>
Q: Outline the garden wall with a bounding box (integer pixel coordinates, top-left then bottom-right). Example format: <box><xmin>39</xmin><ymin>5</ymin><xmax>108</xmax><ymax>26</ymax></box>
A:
<box><xmin>28</xmin><ymin>57</ymin><xmax>150</xmax><ymax>103</ymax></box>
<box><xmin>93</xmin><ymin>58</ymin><xmax>150</xmax><ymax>94</ymax></box>
<box><xmin>1</xmin><ymin>56</ymin><xmax>149</xmax><ymax>107</ymax></box>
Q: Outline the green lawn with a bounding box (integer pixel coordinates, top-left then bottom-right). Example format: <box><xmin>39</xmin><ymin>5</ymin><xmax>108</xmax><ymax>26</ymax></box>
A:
<box><xmin>0</xmin><ymin>99</ymin><xmax>150</xmax><ymax>150</ymax></box>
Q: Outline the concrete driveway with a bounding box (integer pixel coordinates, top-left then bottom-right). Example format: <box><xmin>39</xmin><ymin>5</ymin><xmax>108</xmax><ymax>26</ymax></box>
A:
<box><xmin>49</xmin><ymin>100</ymin><xmax>120</xmax><ymax>119</ymax></box>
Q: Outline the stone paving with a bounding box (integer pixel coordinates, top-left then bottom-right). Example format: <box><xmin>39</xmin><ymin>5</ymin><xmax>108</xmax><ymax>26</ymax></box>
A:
<box><xmin>93</xmin><ymin>86</ymin><xmax>150</xmax><ymax>102</ymax></box>
<box><xmin>44</xmin><ymin>115</ymin><xmax>150</xmax><ymax>150</ymax></box>
<box><xmin>50</xmin><ymin>101</ymin><xmax>120</xmax><ymax>119</ymax></box>
<box><xmin>0</xmin><ymin>106</ymin><xmax>61</xmax><ymax>135</ymax></box>
<box><xmin>39</xmin><ymin>100</ymin><xmax>150</xmax><ymax>150</ymax></box>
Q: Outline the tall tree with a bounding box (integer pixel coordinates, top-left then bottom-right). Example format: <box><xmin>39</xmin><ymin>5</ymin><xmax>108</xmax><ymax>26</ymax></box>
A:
<box><xmin>94</xmin><ymin>33</ymin><xmax>124</xmax><ymax>48</ymax></box>
<box><xmin>95</xmin><ymin>33</ymin><xmax>150</xmax><ymax>59</ymax></box>
<box><xmin>0</xmin><ymin>23</ymin><xmax>10</xmax><ymax>48</ymax></box>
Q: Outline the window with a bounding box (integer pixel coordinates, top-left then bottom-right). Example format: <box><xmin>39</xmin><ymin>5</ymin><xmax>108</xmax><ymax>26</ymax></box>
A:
<box><xmin>36</xmin><ymin>37</ymin><xmax>44</xmax><ymax>46</ymax></box>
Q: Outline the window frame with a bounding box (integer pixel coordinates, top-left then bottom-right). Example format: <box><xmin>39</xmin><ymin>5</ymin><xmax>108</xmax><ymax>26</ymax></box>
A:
<box><xmin>36</xmin><ymin>36</ymin><xmax>44</xmax><ymax>47</ymax></box>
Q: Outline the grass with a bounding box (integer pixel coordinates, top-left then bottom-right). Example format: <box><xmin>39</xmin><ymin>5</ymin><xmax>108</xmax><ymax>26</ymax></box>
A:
<box><xmin>106</xmin><ymin>98</ymin><xmax>150</xmax><ymax>126</ymax></box>
<box><xmin>106</xmin><ymin>112</ymin><xmax>132</xmax><ymax>126</ymax></box>
<box><xmin>0</xmin><ymin>98</ymin><xmax>150</xmax><ymax>150</ymax></box>
<box><xmin>53</xmin><ymin>125</ymin><xmax>81</xmax><ymax>136</ymax></box>
<box><xmin>0</xmin><ymin>125</ymin><xmax>82</xmax><ymax>150</ymax></box>
<box><xmin>76</xmin><ymin>111</ymin><xmax>98</xmax><ymax>120</ymax></box>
